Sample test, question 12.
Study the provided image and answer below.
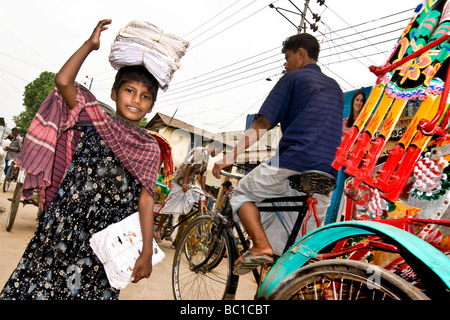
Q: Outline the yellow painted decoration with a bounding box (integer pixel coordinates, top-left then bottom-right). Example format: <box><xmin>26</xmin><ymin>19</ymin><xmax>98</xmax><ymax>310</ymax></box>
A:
<box><xmin>398</xmin><ymin>94</ymin><xmax>441</xmax><ymax>148</ymax></box>
<box><xmin>378</xmin><ymin>99</ymin><xmax>408</xmax><ymax>138</ymax></box>
<box><xmin>353</xmin><ymin>83</ymin><xmax>385</xmax><ymax>130</ymax></box>
<box><xmin>364</xmin><ymin>93</ymin><xmax>394</xmax><ymax>136</ymax></box>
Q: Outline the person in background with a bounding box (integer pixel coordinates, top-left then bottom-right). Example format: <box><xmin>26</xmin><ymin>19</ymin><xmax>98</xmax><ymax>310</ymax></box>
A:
<box><xmin>221</xmin><ymin>180</ymin><xmax>233</xmax><ymax>196</ymax></box>
<box><xmin>215</xmin><ymin>180</ymin><xmax>234</xmax><ymax>218</ymax></box>
<box><xmin>4</xmin><ymin>128</ymin><xmax>22</xmax><ymax>175</ymax></box>
<box><xmin>154</xmin><ymin>143</ymin><xmax>222</xmax><ymax>244</ymax></box>
<box><xmin>342</xmin><ymin>89</ymin><xmax>366</xmax><ymax>135</ymax></box>
<box><xmin>1</xmin><ymin>134</ymin><xmax>13</xmax><ymax>149</ymax></box>
<box><xmin>0</xmin><ymin>135</ymin><xmax>12</xmax><ymax>181</ymax></box>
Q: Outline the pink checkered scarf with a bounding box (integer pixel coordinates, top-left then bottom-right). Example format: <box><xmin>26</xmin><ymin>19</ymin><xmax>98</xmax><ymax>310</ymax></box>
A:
<box><xmin>16</xmin><ymin>83</ymin><xmax>160</xmax><ymax>209</ymax></box>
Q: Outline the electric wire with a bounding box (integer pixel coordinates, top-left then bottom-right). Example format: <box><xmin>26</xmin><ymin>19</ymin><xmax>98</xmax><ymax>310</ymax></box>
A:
<box><xmin>155</xmin><ymin>4</ymin><xmax>413</xmax><ymax>102</ymax></box>
<box><xmin>154</xmin><ymin>27</ymin><xmax>403</xmax><ymax>103</ymax></box>
<box><xmin>2</xmin><ymin>1</ymin><xmax>416</xmax><ymax>131</ymax></box>
<box><xmin>154</xmin><ymin>2</ymin><xmax>413</xmax><ymax>128</ymax></box>
<box><xmin>88</xmin><ymin>2</ymin><xmax>412</xmax><ymax>100</ymax></box>
<box><xmin>182</xmin><ymin>0</ymin><xmax>242</xmax><ymax>39</ymax></box>
<box><xmin>188</xmin><ymin>0</ymin><xmax>278</xmax><ymax>50</ymax></box>
<box><xmin>155</xmin><ymin>36</ymin><xmax>401</xmax><ymax>105</ymax></box>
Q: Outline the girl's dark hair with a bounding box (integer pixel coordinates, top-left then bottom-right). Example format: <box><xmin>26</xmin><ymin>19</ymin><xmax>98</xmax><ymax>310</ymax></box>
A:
<box><xmin>112</xmin><ymin>65</ymin><xmax>159</xmax><ymax>103</ymax></box>
<box><xmin>281</xmin><ymin>33</ymin><xmax>320</xmax><ymax>60</ymax></box>
<box><xmin>347</xmin><ymin>89</ymin><xmax>366</xmax><ymax>127</ymax></box>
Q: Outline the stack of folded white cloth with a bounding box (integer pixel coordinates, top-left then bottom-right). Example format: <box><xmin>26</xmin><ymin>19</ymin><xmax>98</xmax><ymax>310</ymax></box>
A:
<box><xmin>109</xmin><ymin>20</ymin><xmax>189</xmax><ymax>91</ymax></box>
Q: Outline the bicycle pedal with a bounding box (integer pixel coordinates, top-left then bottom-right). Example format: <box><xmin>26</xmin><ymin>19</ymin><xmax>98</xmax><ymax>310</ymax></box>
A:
<box><xmin>164</xmin><ymin>234</ymin><xmax>174</xmax><ymax>241</ymax></box>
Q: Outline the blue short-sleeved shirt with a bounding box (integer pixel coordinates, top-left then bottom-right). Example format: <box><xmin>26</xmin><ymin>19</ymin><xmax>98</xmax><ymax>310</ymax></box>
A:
<box><xmin>258</xmin><ymin>64</ymin><xmax>343</xmax><ymax>177</ymax></box>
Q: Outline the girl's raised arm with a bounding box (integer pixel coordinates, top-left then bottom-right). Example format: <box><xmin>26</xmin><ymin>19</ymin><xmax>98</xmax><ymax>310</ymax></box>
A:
<box><xmin>55</xmin><ymin>19</ymin><xmax>111</xmax><ymax>109</ymax></box>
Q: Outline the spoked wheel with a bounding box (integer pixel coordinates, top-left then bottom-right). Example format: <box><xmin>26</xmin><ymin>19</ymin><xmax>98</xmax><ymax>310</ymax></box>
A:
<box><xmin>269</xmin><ymin>259</ymin><xmax>429</xmax><ymax>300</ymax></box>
<box><xmin>3</xmin><ymin>165</ymin><xmax>15</xmax><ymax>192</ymax></box>
<box><xmin>172</xmin><ymin>215</ymin><xmax>238</xmax><ymax>300</ymax></box>
<box><xmin>6</xmin><ymin>182</ymin><xmax>23</xmax><ymax>231</ymax></box>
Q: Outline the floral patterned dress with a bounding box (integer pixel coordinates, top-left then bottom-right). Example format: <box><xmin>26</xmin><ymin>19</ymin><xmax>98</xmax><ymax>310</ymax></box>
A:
<box><xmin>0</xmin><ymin>126</ymin><xmax>141</xmax><ymax>300</ymax></box>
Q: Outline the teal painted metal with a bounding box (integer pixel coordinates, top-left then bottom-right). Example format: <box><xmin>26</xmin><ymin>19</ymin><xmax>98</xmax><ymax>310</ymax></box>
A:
<box><xmin>257</xmin><ymin>220</ymin><xmax>450</xmax><ymax>299</ymax></box>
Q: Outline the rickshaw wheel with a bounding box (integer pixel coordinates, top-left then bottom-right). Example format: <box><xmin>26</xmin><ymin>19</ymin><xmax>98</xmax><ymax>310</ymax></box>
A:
<box><xmin>3</xmin><ymin>165</ymin><xmax>15</xmax><ymax>192</ymax></box>
<box><xmin>269</xmin><ymin>259</ymin><xmax>429</xmax><ymax>300</ymax></box>
<box><xmin>6</xmin><ymin>182</ymin><xmax>22</xmax><ymax>231</ymax></box>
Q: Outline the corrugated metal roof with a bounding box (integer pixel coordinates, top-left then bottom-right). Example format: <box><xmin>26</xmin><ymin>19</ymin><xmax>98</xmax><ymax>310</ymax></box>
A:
<box><xmin>146</xmin><ymin>112</ymin><xmax>234</xmax><ymax>147</ymax></box>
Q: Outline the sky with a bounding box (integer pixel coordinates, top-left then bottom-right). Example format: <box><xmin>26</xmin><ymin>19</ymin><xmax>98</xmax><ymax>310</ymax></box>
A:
<box><xmin>1</xmin><ymin>0</ymin><xmax>418</xmax><ymax>133</ymax></box>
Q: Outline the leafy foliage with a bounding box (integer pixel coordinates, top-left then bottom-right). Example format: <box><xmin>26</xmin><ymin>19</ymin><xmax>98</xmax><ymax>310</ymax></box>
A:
<box><xmin>13</xmin><ymin>71</ymin><xmax>56</xmax><ymax>132</ymax></box>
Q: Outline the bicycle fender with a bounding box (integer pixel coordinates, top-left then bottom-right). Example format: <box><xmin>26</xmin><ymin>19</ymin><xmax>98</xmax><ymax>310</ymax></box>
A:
<box><xmin>257</xmin><ymin>220</ymin><xmax>450</xmax><ymax>299</ymax></box>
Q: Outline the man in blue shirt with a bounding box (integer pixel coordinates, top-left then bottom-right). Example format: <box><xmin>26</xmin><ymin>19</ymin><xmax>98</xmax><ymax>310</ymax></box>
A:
<box><xmin>212</xmin><ymin>33</ymin><xmax>343</xmax><ymax>274</ymax></box>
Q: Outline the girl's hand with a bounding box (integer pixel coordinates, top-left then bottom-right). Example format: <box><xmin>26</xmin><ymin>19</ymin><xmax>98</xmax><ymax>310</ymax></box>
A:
<box><xmin>130</xmin><ymin>252</ymin><xmax>153</xmax><ymax>283</ymax></box>
<box><xmin>86</xmin><ymin>19</ymin><xmax>112</xmax><ymax>51</ymax></box>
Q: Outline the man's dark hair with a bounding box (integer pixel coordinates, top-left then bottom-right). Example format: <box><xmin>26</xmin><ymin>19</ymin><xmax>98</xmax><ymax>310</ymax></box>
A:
<box><xmin>281</xmin><ymin>33</ymin><xmax>320</xmax><ymax>61</ymax></box>
<box><xmin>112</xmin><ymin>65</ymin><xmax>159</xmax><ymax>103</ymax></box>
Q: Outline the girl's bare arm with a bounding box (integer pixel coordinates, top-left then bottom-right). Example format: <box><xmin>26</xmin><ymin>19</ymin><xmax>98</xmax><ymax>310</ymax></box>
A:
<box><xmin>131</xmin><ymin>187</ymin><xmax>155</xmax><ymax>283</ymax></box>
<box><xmin>55</xmin><ymin>19</ymin><xmax>111</xmax><ymax>109</ymax></box>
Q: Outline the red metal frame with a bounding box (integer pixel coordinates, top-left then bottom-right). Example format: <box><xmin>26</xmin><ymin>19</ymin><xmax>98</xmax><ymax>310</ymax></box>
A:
<box><xmin>333</xmin><ymin>32</ymin><xmax>450</xmax><ymax>203</ymax></box>
<box><xmin>317</xmin><ymin>217</ymin><xmax>450</xmax><ymax>262</ymax></box>
<box><xmin>317</xmin><ymin>236</ymin><xmax>400</xmax><ymax>260</ymax></box>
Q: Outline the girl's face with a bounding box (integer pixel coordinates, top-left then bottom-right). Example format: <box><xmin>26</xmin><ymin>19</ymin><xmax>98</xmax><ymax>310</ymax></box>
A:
<box><xmin>353</xmin><ymin>93</ymin><xmax>364</xmax><ymax>114</ymax></box>
<box><xmin>111</xmin><ymin>80</ymin><xmax>154</xmax><ymax>126</ymax></box>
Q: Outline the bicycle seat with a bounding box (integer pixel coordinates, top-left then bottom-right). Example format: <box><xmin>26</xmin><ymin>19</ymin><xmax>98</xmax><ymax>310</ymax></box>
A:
<box><xmin>288</xmin><ymin>170</ymin><xmax>336</xmax><ymax>195</ymax></box>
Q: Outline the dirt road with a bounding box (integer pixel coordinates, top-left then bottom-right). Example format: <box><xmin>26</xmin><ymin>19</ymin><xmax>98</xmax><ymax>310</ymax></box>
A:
<box><xmin>0</xmin><ymin>182</ymin><xmax>257</xmax><ymax>300</ymax></box>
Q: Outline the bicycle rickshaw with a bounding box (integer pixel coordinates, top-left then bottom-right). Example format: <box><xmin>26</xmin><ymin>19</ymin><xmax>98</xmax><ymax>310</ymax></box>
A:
<box><xmin>150</xmin><ymin>133</ymin><xmax>218</xmax><ymax>245</ymax></box>
<box><xmin>258</xmin><ymin>0</ymin><xmax>450</xmax><ymax>300</ymax></box>
<box><xmin>172</xmin><ymin>0</ymin><xmax>450</xmax><ymax>300</ymax></box>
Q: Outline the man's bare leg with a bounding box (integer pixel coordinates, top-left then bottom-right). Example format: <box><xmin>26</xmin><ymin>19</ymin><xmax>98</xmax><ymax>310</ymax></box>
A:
<box><xmin>235</xmin><ymin>202</ymin><xmax>273</xmax><ymax>266</ymax></box>
<box><xmin>154</xmin><ymin>214</ymin><xmax>169</xmax><ymax>242</ymax></box>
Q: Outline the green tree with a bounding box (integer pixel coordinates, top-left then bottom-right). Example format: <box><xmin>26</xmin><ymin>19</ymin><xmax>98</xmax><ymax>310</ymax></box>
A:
<box><xmin>13</xmin><ymin>71</ymin><xmax>56</xmax><ymax>133</ymax></box>
<box><xmin>139</xmin><ymin>116</ymin><xmax>149</xmax><ymax>128</ymax></box>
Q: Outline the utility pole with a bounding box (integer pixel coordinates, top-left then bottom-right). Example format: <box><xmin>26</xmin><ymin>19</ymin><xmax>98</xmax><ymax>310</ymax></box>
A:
<box><xmin>269</xmin><ymin>0</ymin><xmax>323</xmax><ymax>34</ymax></box>
<box><xmin>85</xmin><ymin>75</ymin><xmax>93</xmax><ymax>90</ymax></box>
<box><xmin>298</xmin><ymin>0</ymin><xmax>310</xmax><ymax>33</ymax></box>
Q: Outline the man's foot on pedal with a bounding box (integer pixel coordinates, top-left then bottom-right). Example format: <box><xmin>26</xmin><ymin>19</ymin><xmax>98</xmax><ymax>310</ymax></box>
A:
<box><xmin>233</xmin><ymin>250</ymin><xmax>274</xmax><ymax>275</ymax></box>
